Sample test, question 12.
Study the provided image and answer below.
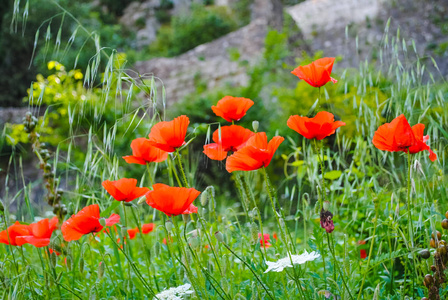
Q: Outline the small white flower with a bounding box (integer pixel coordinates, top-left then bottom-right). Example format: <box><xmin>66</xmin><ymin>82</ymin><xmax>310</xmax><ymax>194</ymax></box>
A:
<box><xmin>154</xmin><ymin>283</ymin><xmax>194</xmax><ymax>300</ymax></box>
<box><xmin>264</xmin><ymin>250</ymin><xmax>320</xmax><ymax>273</ymax></box>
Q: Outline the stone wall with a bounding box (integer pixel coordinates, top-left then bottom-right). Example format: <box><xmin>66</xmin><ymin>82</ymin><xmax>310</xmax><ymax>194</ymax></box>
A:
<box><xmin>134</xmin><ymin>19</ymin><xmax>269</xmax><ymax>106</ymax></box>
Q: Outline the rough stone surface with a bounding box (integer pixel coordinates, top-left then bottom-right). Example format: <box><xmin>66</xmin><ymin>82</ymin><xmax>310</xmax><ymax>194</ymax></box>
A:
<box><xmin>287</xmin><ymin>0</ymin><xmax>448</xmax><ymax>71</ymax></box>
<box><xmin>120</xmin><ymin>0</ymin><xmax>161</xmax><ymax>49</ymax></box>
<box><xmin>0</xmin><ymin>107</ymin><xmax>29</xmax><ymax>126</ymax></box>
<box><xmin>134</xmin><ymin>19</ymin><xmax>269</xmax><ymax>106</ymax></box>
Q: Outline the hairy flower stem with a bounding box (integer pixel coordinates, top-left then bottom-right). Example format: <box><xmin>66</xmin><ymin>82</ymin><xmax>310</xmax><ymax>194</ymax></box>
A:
<box><xmin>313</xmin><ymin>140</ymin><xmax>327</xmax><ymax>286</ymax></box>
<box><xmin>176</xmin><ymin>150</ymin><xmax>190</xmax><ymax>188</ymax></box>
<box><xmin>262</xmin><ymin>167</ymin><xmax>306</xmax><ymax>300</ymax></box>
<box><xmin>221</xmin><ymin>241</ymin><xmax>275</xmax><ymax>300</ymax></box>
<box><xmin>171</xmin><ymin>216</ymin><xmax>204</xmax><ymax>295</ymax></box>
<box><xmin>406</xmin><ymin>151</ymin><xmax>416</xmax><ymax>297</ymax></box>
<box><xmin>234</xmin><ymin>172</ymin><xmax>251</xmax><ymax>219</ymax></box>
<box><xmin>357</xmin><ymin>199</ymin><xmax>379</xmax><ymax>299</ymax></box>
<box><xmin>146</xmin><ymin>163</ymin><xmax>154</xmax><ymax>187</ymax></box>
<box><xmin>45</xmin><ymin>246</ymin><xmax>63</xmax><ymax>298</ymax></box>
<box><xmin>326</xmin><ymin>233</ymin><xmax>354</xmax><ymax>300</ymax></box>
<box><xmin>105</xmin><ymin>230</ymin><xmax>158</xmax><ymax>298</ymax></box>
<box><xmin>241</xmin><ymin>174</ymin><xmax>267</xmax><ymax>257</ymax></box>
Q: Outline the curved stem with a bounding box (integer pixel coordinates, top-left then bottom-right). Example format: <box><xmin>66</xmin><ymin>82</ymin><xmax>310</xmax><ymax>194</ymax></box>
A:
<box><xmin>176</xmin><ymin>150</ymin><xmax>189</xmax><ymax>188</ymax></box>
<box><xmin>221</xmin><ymin>241</ymin><xmax>275</xmax><ymax>300</ymax></box>
<box><xmin>326</xmin><ymin>234</ymin><xmax>354</xmax><ymax>300</ymax></box>
<box><xmin>357</xmin><ymin>201</ymin><xmax>379</xmax><ymax>299</ymax></box>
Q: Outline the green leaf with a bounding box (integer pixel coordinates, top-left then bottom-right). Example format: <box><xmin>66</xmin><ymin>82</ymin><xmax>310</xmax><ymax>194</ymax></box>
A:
<box><xmin>324</xmin><ymin>170</ymin><xmax>342</xmax><ymax>180</ymax></box>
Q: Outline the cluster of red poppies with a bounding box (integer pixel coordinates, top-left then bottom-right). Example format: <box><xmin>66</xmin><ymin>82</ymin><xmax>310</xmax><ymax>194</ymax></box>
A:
<box><xmin>0</xmin><ymin>57</ymin><xmax>437</xmax><ymax>249</ymax></box>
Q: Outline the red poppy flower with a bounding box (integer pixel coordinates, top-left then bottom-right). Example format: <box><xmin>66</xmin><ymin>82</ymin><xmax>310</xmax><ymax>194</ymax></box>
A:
<box><xmin>226</xmin><ymin>132</ymin><xmax>284</xmax><ymax>173</ymax></box>
<box><xmin>291</xmin><ymin>57</ymin><xmax>337</xmax><ymax>88</ymax></box>
<box><xmin>127</xmin><ymin>228</ymin><xmax>139</xmax><ymax>240</ymax></box>
<box><xmin>61</xmin><ymin>204</ymin><xmax>120</xmax><ymax>242</ymax></box>
<box><xmin>147</xmin><ymin>115</ymin><xmax>189</xmax><ymax>152</ymax></box>
<box><xmin>15</xmin><ymin>217</ymin><xmax>59</xmax><ymax>247</ymax></box>
<box><xmin>102</xmin><ymin>178</ymin><xmax>150</xmax><ymax>202</ymax></box>
<box><xmin>123</xmin><ymin>138</ymin><xmax>168</xmax><ymax>165</ymax></box>
<box><xmin>49</xmin><ymin>248</ymin><xmax>61</xmax><ymax>256</ymax></box>
<box><xmin>372</xmin><ymin>114</ymin><xmax>437</xmax><ymax>161</ymax></box>
<box><xmin>142</xmin><ymin>223</ymin><xmax>155</xmax><ymax>234</ymax></box>
<box><xmin>259</xmin><ymin>233</ymin><xmax>272</xmax><ymax>248</ymax></box>
<box><xmin>211</xmin><ymin>96</ymin><xmax>254</xmax><ymax>122</ymax></box>
<box><xmin>145</xmin><ymin>183</ymin><xmax>200</xmax><ymax>216</ymax></box>
<box><xmin>127</xmin><ymin>223</ymin><xmax>155</xmax><ymax>240</ymax></box>
<box><xmin>360</xmin><ymin>249</ymin><xmax>367</xmax><ymax>259</ymax></box>
<box><xmin>0</xmin><ymin>221</ymin><xmax>30</xmax><ymax>246</ymax></box>
<box><xmin>287</xmin><ymin>111</ymin><xmax>345</xmax><ymax>140</ymax></box>
<box><xmin>406</xmin><ymin>124</ymin><xmax>437</xmax><ymax>161</ymax></box>
<box><xmin>203</xmin><ymin>125</ymin><xmax>254</xmax><ymax>160</ymax></box>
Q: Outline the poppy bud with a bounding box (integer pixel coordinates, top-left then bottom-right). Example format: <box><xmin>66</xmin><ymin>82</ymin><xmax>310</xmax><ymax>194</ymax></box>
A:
<box><xmin>165</xmin><ymin>220</ymin><xmax>173</xmax><ymax>232</ymax></box>
<box><xmin>0</xmin><ymin>200</ymin><xmax>4</xmax><ymax>213</ymax></box>
<box><xmin>124</xmin><ymin>202</ymin><xmax>133</xmax><ymax>207</ymax></box>
<box><xmin>99</xmin><ymin>218</ymin><xmax>107</xmax><ymax>227</ymax></box>
<box><xmin>423</xmin><ymin>274</ymin><xmax>434</xmax><ymax>287</ymax></box>
<box><xmin>66</xmin><ymin>256</ymin><xmax>72</xmax><ymax>271</ymax></box>
<box><xmin>215</xmin><ymin>231</ymin><xmax>224</xmax><ymax>243</ymax></box>
<box><xmin>79</xmin><ymin>258</ymin><xmax>85</xmax><ymax>274</ymax></box>
<box><xmin>154</xmin><ymin>242</ymin><xmax>161</xmax><ymax>257</ymax></box>
<box><xmin>431</xmin><ymin>231</ymin><xmax>441</xmax><ymax>240</ymax></box>
<box><xmin>182</xmin><ymin>214</ymin><xmax>189</xmax><ymax>223</ymax></box>
<box><xmin>200</xmin><ymin>192</ymin><xmax>209</xmax><ymax>207</ymax></box>
<box><xmin>97</xmin><ymin>261</ymin><xmax>105</xmax><ymax>279</ymax></box>
<box><xmin>252</xmin><ymin>121</ymin><xmax>259</xmax><ymax>132</ymax></box>
<box><xmin>137</xmin><ymin>197</ymin><xmax>146</xmax><ymax>204</ymax></box>
<box><xmin>121</xmin><ymin>227</ymin><xmax>127</xmax><ymax>238</ymax></box>
<box><xmin>419</xmin><ymin>249</ymin><xmax>431</xmax><ymax>259</ymax></box>
<box><xmin>50</xmin><ymin>252</ymin><xmax>57</xmax><ymax>267</ymax></box>
<box><xmin>189</xmin><ymin>236</ymin><xmax>200</xmax><ymax>249</ymax></box>
<box><xmin>442</xmin><ymin>219</ymin><xmax>448</xmax><ymax>230</ymax></box>
<box><xmin>250</xmin><ymin>223</ymin><xmax>258</xmax><ymax>243</ymax></box>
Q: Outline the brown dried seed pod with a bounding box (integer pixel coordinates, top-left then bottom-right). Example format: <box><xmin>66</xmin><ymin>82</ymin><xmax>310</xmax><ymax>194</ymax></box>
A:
<box><xmin>431</xmin><ymin>265</ymin><xmax>436</xmax><ymax>272</ymax></box>
<box><xmin>442</xmin><ymin>219</ymin><xmax>448</xmax><ymax>230</ymax></box>
<box><xmin>424</xmin><ymin>274</ymin><xmax>434</xmax><ymax>287</ymax></box>
<box><xmin>430</xmin><ymin>238</ymin><xmax>437</xmax><ymax>248</ymax></box>
<box><xmin>419</xmin><ymin>249</ymin><xmax>431</xmax><ymax>259</ymax></box>
<box><xmin>438</xmin><ymin>244</ymin><xmax>447</xmax><ymax>256</ymax></box>
<box><xmin>431</xmin><ymin>231</ymin><xmax>442</xmax><ymax>240</ymax></box>
<box><xmin>445</xmin><ymin>211</ymin><xmax>448</xmax><ymax>219</ymax></box>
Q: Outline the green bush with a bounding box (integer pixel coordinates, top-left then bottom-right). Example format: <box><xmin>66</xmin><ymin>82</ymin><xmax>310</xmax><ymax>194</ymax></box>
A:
<box><xmin>150</xmin><ymin>4</ymin><xmax>237</xmax><ymax>57</ymax></box>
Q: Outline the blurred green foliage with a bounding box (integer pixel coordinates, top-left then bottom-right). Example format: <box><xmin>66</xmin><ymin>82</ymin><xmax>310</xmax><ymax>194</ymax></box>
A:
<box><xmin>149</xmin><ymin>4</ymin><xmax>238</xmax><ymax>57</ymax></box>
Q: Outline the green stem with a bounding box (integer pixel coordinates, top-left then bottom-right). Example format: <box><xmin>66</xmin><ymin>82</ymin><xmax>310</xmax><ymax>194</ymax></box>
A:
<box><xmin>326</xmin><ymin>234</ymin><xmax>354</xmax><ymax>300</ymax></box>
<box><xmin>357</xmin><ymin>201</ymin><xmax>379</xmax><ymax>299</ymax></box>
<box><xmin>105</xmin><ymin>230</ymin><xmax>157</xmax><ymax>298</ymax></box>
<box><xmin>221</xmin><ymin>241</ymin><xmax>275</xmax><ymax>300</ymax></box>
<box><xmin>262</xmin><ymin>167</ymin><xmax>305</xmax><ymax>300</ymax></box>
<box><xmin>406</xmin><ymin>151</ymin><xmax>416</xmax><ymax>298</ymax></box>
<box><xmin>176</xmin><ymin>150</ymin><xmax>189</xmax><ymax>188</ymax></box>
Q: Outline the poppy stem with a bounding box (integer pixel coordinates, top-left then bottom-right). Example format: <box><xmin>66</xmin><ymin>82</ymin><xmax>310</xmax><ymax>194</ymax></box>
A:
<box><xmin>406</xmin><ymin>151</ymin><xmax>416</xmax><ymax>298</ymax></box>
<box><xmin>146</xmin><ymin>163</ymin><xmax>154</xmax><ymax>187</ymax></box>
<box><xmin>175</xmin><ymin>150</ymin><xmax>190</xmax><ymax>188</ymax></box>
<box><xmin>262</xmin><ymin>167</ymin><xmax>306</xmax><ymax>299</ymax></box>
<box><xmin>234</xmin><ymin>172</ymin><xmax>251</xmax><ymax>219</ymax></box>
<box><xmin>313</xmin><ymin>139</ymin><xmax>328</xmax><ymax>287</ymax></box>
<box><xmin>357</xmin><ymin>198</ymin><xmax>379</xmax><ymax>300</ymax></box>
<box><xmin>45</xmin><ymin>246</ymin><xmax>63</xmax><ymax>298</ymax></box>
<box><xmin>105</xmin><ymin>230</ymin><xmax>158</xmax><ymax>298</ymax></box>
<box><xmin>241</xmin><ymin>173</ymin><xmax>267</xmax><ymax>258</ymax></box>
<box><xmin>168</xmin><ymin>154</ymin><xmax>183</xmax><ymax>187</ymax></box>
<box><xmin>326</xmin><ymin>233</ymin><xmax>354</xmax><ymax>300</ymax></box>
<box><xmin>221</xmin><ymin>241</ymin><xmax>275</xmax><ymax>300</ymax></box>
